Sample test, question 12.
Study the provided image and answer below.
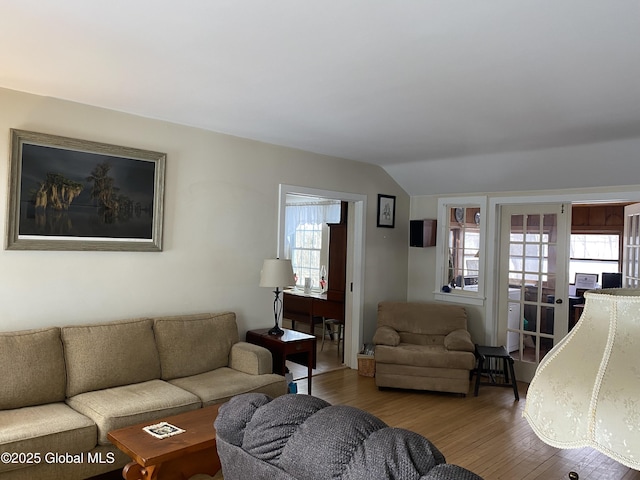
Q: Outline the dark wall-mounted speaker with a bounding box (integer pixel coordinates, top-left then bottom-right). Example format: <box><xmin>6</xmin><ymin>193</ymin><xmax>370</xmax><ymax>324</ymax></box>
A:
<box><xmin>410</xmin><ymin>219</ymin><xmax>437</xmax><ymax>247</ymax></box>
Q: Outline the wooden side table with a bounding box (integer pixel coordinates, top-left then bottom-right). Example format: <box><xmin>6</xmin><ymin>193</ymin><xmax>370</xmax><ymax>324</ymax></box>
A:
<box><xmin>246</xmin><ymin>328</ymin><xmax>316</xmax><ymax>395</ymax></box>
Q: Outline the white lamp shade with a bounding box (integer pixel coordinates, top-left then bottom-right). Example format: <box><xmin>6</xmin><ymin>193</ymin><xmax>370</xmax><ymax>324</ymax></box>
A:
<box><xmin>523</xmin><ymin>288</ymin><xmax>640</xmax><ymax>470</ymax></box>
<box><xmin>259</xmin><ymin>259</ymin><xmax>294</xmax><ymax>288</ymax></box>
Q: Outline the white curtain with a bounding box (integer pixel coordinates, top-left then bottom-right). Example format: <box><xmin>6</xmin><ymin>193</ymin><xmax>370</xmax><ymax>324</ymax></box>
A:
<box><xmin>283</xmin><ymin>195</ymin><xmax>341</xmax><ymax>259</ymax></box>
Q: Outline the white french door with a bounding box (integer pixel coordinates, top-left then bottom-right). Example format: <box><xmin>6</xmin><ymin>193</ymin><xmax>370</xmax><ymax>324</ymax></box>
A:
<box><xmin>623</xmin><ymin>203</ymin><xmax>640</xmax><ymax>287</ymax></box>
<box><xmin>497</xmin><ymin>204</ymin><xmax>570</xmax><ymax>382</ymax></box>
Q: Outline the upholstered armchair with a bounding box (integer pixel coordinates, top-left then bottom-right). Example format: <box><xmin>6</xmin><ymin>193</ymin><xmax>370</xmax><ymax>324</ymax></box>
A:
<box><xmin>373</xmin><ymin>301</ymin><xmax>476</xmax><ymax>395</ymax></box>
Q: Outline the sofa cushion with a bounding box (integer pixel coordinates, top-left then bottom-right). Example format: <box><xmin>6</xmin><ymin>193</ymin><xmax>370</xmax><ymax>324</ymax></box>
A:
<box><xmin>169</xmin><ymin>368</ymin><xmax>287</xmax><ymax>407</ymax></box>
<box><xmin>0</xmin><ymin>403</ymin><xmax>96</xmax><ymax>474</ymax></box>
<box><xmin>0</xmin><ymin>327</ymin><xmax>66</xmax><ymax>409</ymax></box>
<box><xmin>153</xmin><ymin>312</ymin><xmax>239</xmax><ymax>380</ymax></box>
<box><xmin>66</xmin><ymin>379</ymin><xmax>201</xmax><ymax>445</ymax></box>
<box><xmin>375</xmin><ymin>344</ymin><xmax>476</xmax><ymax>370</ymax></box>
<box><xmin>372</xmin><ymin>325</ymin><xmax>400</xmax><ymax>346</ymax></box>
<box><xmin>62</xmin><ymin>318</ymin><xmax>161</xmax><ymax>397</ymax></box>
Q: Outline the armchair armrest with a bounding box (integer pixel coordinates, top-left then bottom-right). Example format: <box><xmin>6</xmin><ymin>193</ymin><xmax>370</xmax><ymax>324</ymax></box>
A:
<box><xmin>229</xmin><ymin>342</ymin><xmax>273</xmax><ymax>375</ymax></box>
<box><xmin>373</xmin><ymin>325</ymin><xmax>400</xmax><ymax>347</ymax></box>
<box><xmin>444</xmin><ymin>329</ymin><xmax>475</xmax><ymax>352</ymax></box>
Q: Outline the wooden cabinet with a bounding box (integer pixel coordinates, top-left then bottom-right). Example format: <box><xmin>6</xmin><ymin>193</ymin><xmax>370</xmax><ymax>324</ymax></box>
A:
<box><xmin>326</xmin><ymin>221</ymin><xmax>347</xmax><ymax>303</ymax></box>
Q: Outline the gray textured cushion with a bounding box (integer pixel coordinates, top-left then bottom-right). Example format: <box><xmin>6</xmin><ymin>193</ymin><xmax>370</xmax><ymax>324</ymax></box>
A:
<box><xmin>62</xmin><ymin>318</ymin><xmax>161</xmax><ymax>397</ymax></box>
<box><xmin>153</xmin><ymin>312</ymin><xmax>239</xmax><ymax>380</ymax></box>
<box><xmin>215</xmin><ymin>393</ymin><xmax>484</xmax><ymax>480</ymax></box>
<box><xmin>0</xmin><ymin>327</ymin><xmax>66</xmax><ymax>409</ymax></box>
<box><xmin>214</xmin><ymin>393</ymin><xmax>273</xmax><ymax>447</ymax></box>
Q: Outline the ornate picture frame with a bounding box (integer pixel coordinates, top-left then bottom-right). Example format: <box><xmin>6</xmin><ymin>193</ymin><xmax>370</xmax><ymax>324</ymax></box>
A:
<box><xmin>377</xmin><ymin>194</ymin><xmax>396</xmax><ymax>228</ymax></box>
<box><xmin>6</xmin><ymin>129</ymin><xmax>166</xmax><ymax>251</ymax></box>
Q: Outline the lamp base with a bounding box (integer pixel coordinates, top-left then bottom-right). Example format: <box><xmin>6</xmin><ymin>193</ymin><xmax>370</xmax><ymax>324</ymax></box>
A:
<box><xmin>268</xmin><ymin>325</ymin><xmax>284</xmax><ymax>336</ymax></box>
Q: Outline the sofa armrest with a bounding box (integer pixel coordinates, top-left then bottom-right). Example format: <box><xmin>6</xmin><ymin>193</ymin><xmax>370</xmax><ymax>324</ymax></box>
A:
<box><xmin>373</xmin><ymin>325</ymin><xmax>401</xmax><ymax>346</ymax></box>
<box><xmin>229</xmin><ymin>342</ymin><xmax>273</xmax><ymax>375</ymax></box>
<box><xmin>443</xmin><ymin>329</ymin><xmax>475</xmax><ymax>352</ymax></box>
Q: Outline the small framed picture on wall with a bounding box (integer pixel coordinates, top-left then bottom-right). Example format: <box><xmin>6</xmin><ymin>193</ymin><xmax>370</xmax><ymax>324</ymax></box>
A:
<box><xmin>377</xmin><ymin>194</ymin><xmax>396</xmax><ymax>228</ymax></box>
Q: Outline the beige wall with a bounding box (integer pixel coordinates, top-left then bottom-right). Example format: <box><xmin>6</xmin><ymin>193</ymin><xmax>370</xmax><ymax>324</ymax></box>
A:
<box><xmin>0</xmin><ymin>88</ymin><xmax>408</xmax><ymax>345</ymax></box>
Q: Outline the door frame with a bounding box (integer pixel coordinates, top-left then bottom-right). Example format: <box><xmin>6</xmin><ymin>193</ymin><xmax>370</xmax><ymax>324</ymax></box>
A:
<box><xmin>486</xmin><ymin>189</ymin><xmax>640</xmax><ymax>347</ymax></box>
<box><xmin>277</xmin><ymin>184</ymin><xmax>367</xmax><ymax>370</ymax></box>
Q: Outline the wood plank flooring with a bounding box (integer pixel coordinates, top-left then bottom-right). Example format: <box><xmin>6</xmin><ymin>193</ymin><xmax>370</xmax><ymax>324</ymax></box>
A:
<box><xmin>300</xmin><ymin>368</ymin><xmax>640</xmax><ymax>480</ymax></box>
<box><xmin>92</xmin><ymin>345</ymin><xmax>640</xmax><ymax>480</ymax></box>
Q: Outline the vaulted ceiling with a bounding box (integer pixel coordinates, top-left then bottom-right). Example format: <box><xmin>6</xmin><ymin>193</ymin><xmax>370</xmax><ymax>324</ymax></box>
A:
<box><xmin>2</xmin><ymin>1</ymin><xmax>639</xmax><ymax>195</ymax></box>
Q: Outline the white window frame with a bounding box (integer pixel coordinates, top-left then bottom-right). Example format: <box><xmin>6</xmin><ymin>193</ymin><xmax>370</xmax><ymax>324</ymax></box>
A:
<box><xmin>434</xmin><ymin>196</ymin><xmax>487</xmax><ymax>306</ymax></box>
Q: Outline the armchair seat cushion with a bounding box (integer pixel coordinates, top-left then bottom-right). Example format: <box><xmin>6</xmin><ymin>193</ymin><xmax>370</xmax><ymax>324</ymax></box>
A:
<box><xmin>376</xmin><ymin>344</ymin><xmax>475</xmax><ymax>370</ymax></box>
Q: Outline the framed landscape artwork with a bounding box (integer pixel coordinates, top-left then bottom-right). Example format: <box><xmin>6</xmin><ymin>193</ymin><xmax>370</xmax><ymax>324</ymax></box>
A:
<box><xmin>6</xmin><ymin>129</ymin><xmax>166</xmax><ymax>251</ymax></box>
<box><xmin>377</xmin><ymin>194</ymin><xmax>396</xmax><ymax>228</ymax></box>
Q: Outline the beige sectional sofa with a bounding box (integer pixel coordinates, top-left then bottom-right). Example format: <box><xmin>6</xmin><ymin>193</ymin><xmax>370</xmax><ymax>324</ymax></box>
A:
<box><xmin>373</xmin><ymin>301</ymin><xmax>476</xmax><ymax>395</ymax></box>
<box><xmin>0</xmin><ymin>312</ymin><xmax>287</xmax><ymax>480</ymax></box>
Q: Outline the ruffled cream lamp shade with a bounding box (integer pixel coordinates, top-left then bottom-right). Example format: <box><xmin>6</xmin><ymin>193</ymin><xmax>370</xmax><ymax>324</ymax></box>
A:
<box><xmin>523</xmin><ymin>288</ymin><xmax>640</xmax><ymax>471</ymax></box>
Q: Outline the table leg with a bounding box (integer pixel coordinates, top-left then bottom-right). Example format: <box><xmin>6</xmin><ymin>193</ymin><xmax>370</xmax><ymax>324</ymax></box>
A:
<box><xmin>307</xmin><ymin>347</ymin><xmax>312</xmax><ymax>395</ymax></box>
<box><xmin>474</xmin><ymin>356</ymin><xmax>483</xmax><ymax>397</ymax></box>
<box><xmin>122</xmin><ymin>445</ymin><xmax>220</xmax><ymax>480</ymax></box>
<box><xmin>507</xmin><ymin>358</ymin><xmax>519</xmax><ymax>401</ymax></box>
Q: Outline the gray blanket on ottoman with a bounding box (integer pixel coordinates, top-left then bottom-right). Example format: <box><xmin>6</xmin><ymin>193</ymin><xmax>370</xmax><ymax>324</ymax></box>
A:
<box><xmin>214</xmin><ymin>393</ymin><xmax>483</xmax><ymax>480</ymax></box>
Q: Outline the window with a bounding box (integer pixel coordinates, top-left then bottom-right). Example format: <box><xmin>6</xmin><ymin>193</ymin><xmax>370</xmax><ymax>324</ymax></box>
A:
<box><xmin>284</xmin><ymin>195</ymin><xmax>341</xmax><ymax>289</ymax></box>
<box><xmin>435</xmin><ymin>196</ymin><xmax>487</xmax><ymax>305</ymax></box>
<box><xmin>291</xmin><ymin>222</ymin><xmax>324</xmax><ymax>286</ymax></box>
<box><xmin>569</xmin><ymin>234</ymin><xmax>620</xmax><ymax>284</ymax></box>
<box><xmin>448</xmin><ymin>218</ymin><xmax>480</xmax><ymax>288</ymax></box>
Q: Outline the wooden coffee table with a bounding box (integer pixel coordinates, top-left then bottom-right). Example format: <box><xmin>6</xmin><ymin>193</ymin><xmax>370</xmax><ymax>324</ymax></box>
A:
<box><xmin>107</xmin><ymin>404</ymin><xmax>221</xmax><ymax>480</ymax></box>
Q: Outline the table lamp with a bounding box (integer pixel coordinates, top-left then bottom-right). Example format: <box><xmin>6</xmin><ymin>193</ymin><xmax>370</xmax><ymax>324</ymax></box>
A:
<box><xmin>523</xmin><ymin>288</ymin><xmax>640</xmax><ymax>476</ymax></box>
<box><xmin>259</xmin><ymin>258</ymin><xmax>294</xmax><ymax>336</ymax></box>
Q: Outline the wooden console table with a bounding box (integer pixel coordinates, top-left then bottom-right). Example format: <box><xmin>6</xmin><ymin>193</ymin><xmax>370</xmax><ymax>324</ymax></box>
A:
<box><xmin>246</xmin><ymin>328</ymin><xmax>316</xmax><ymax>394</ymax></box>
<box><xmin>283</xmin><ymin>289</ymin><xmax>344</xmax><ymax>334</ymax></box>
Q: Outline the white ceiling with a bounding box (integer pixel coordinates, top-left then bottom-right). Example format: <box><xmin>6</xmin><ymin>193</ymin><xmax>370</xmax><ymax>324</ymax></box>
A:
<box><xmin>2</xmin><ymin>1</ymin><xmax>640</xmax><ymax>195</ymax></box>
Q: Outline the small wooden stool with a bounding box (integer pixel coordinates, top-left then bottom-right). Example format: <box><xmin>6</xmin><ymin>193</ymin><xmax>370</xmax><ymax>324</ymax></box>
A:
<box><xmin>473</xmin><ymin>345</ymin><xmax>519</xmax><ymax>401</ymax></box>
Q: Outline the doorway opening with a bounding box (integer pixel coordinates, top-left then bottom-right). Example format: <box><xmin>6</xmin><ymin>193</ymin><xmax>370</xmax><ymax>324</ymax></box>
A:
<box><xmin>277</xmin><ymin>184</ymin><xmax>366</xmax><ymax>371</ymax></box>
<box><xmin>488</xmin><ymin>191</ymin><xmax>640</xmax><ymax>383</ymax></box>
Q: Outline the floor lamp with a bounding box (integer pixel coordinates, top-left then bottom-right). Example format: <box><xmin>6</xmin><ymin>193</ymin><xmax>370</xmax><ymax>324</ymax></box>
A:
<box><xmin>523</xmin><ymin>288</ymin><xmax>640</xmax><ymax>478</ymax></box>
<box><xmin>259</xmin><ymin>258</ymin><xmax>294</xmax><ymax>336</ymax></box>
